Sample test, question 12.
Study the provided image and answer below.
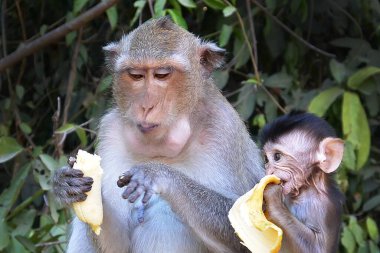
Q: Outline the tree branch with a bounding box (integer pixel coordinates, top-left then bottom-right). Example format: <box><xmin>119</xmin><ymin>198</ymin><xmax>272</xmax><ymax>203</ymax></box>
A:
<box><xmin>0</xmin><ymin>0</ymin><xmax>119</xmax><ymax>72</ymax></box>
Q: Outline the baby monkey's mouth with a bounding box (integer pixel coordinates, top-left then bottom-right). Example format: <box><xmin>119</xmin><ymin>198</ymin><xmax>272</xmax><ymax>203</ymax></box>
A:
<box><xmin>137</xmin><ymin>123</ymin><xmax>159</xmax><ymax>133</ymax></box>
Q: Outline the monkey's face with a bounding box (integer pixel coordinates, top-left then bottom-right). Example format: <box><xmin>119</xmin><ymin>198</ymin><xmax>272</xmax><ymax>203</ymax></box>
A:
<box><xmin>263</xmin><ymin>132</ymin><xmax>318</xmax><ymax>195</ymax></box>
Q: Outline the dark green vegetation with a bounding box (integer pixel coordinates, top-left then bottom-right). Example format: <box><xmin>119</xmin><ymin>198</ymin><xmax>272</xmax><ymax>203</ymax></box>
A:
<box><xmin>0</xmin><ymin>0</ymin><xmax>379</xmax><ymax>252</ymax></box>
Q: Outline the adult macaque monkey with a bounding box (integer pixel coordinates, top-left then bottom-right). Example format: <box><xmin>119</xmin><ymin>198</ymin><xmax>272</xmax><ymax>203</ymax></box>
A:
<box><xmin>53</xmin><ymin>17</ymin><xmax>264</xmax><ymax>253</ymax></box>
<box><xmin>260</xmin><ymin>112</ymin><xmax>344</xmax><ymax>253</ymax></box>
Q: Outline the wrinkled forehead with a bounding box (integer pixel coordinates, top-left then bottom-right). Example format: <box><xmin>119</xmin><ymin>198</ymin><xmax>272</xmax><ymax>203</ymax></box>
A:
<box><xmin>264</xmin><ymin>131</ymin><xmax>317</xmax><ymax>153</ymax></box>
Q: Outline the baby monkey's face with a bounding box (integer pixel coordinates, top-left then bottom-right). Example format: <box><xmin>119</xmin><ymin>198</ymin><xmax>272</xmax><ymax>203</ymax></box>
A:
<box><xmin>262</xmin><ymin>131</ymin><xmax>318</xmax><ymax>195</ymax></box>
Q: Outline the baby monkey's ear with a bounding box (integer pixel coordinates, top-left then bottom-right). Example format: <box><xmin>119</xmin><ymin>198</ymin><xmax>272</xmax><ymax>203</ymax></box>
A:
<box><xmin>316</xmin><ymin>137</ymin><xmax>344</xmax><ymax>173</ymax></box>
<box><xmin>199</xmin><ymin>42</ymin><xmax>226</xmax><ymax>74</ymax></box>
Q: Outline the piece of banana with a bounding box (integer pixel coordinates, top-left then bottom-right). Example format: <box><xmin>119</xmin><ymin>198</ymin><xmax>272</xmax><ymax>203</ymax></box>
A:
<box><xmin>228</xmin><ymin>175</ymin><xmax>283</xmax><ymax>253</ymax></box>
<box><xmin>72</xmin><ymin>149</ymin><xmax>103</xmax><ymax>235</ymax></box>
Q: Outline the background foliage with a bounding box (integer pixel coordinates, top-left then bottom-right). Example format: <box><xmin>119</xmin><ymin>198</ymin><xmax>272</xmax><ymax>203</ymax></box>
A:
<box><xmin>0</xmin><ymin>0</ymin><xmax>379</xmax><ymax>252</ymax></box>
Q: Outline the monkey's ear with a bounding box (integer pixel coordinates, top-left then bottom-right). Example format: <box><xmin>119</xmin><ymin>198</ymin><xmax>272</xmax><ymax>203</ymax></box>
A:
<box><xmin>317</xmin><ymin>137</ymin><xmax>344</xmax><ymax>173</ymax></box>
<box><xmin>199</xmin><ymin>42</ymin><xmax>226</xmax><ymax>73</ymax></box>
<box><xmin>103</xmin><ymin>42</ymin><xmax>120</xmax><ymax>69</ymax></box>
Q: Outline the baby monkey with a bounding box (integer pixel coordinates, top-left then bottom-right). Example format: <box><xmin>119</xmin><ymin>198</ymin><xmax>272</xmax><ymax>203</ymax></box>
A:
<box><xmin>260</xmin><ymin>112</ymin><xmax>344</xmax><ymax>253</ymax></box>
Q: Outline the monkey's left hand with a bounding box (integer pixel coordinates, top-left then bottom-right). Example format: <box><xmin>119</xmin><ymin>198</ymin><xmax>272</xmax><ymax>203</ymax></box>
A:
<box><xmin>117</xmin><ymin>163</ymin><xmax>172</xmax><ymax>204</ymax></box>
<box><xmin>263</xmin><ymin>184</ymin><xmax>286</xmax><ymax>224</ymax></box>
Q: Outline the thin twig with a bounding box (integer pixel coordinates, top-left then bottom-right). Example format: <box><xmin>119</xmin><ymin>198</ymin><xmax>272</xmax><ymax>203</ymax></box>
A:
<box><xmin>245</xmin><ymin>0</ymin><xmax>258</xmax><ymax>64</ymax></box>
<box><xmin>35</xmin><ymin>241</ymin><xmax>67</xmax><ymax>248</ymax></box>
<box><xmin>0</xmin><ymin>0</ymin><xmax>119</xmax><ymax>72</ymax></box>
<box><xmin>147</xmin><ymin>0</ymin><xmax>154</xmax><ymax>17</ymax></box>
<box><xmin>251</xmin><ymin>0</ymin><xmax>335</xmax><ymax>58</ymax></box>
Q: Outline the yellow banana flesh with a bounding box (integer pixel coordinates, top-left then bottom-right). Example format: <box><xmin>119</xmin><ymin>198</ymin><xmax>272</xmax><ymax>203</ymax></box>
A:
<box><xmin>72</xmin><ymin>149</ymin><xmax>103</xmax><ymax>235</ymax></box>
<box><xmin>228</xmin><ymin>175</ymin><xmax>283</xmax><ymax>253</ymax></box>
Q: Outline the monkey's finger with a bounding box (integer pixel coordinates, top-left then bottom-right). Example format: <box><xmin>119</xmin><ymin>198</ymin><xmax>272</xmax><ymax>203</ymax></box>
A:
<box><xmin>80</xmin><ymin>185</ymin><xmax>92</xmax><ymax>193</ymax></box>
<box><xmin>122</xmin><ymin>181</ymin><xmax>138</xmax><ymax>199</ymax></box>
<box><xmin>70</xmin><ymin>193</ymin><xmax>87</xmax><ymax>202</ymax></box>
<box><xmin>67</xmin><ymin>156</ymin><xmax>77</xmax><ymax>167</ymax></box>
<box><xmin>117</xmin><ymin>172</ymin><xmax>134</xmax><ymax>187</ymax></box>
<box><xmin>142</xmin><ymin>189</ymin><xmax>154</xmax><ymax>203</ymax></box>
<box><xmin>67</xmin><ymin>177</ymin><xmax>92</xmax><ymax>187</ymax></box>
<box><xmin>128</xmin><ymin>185</ymin><xmax>145</xmax><ymax>203</ymax></box>
<box><xmin>62</xmin><ymin>168</ymin><xmax>84</xmax><ymax>178</ymax></box>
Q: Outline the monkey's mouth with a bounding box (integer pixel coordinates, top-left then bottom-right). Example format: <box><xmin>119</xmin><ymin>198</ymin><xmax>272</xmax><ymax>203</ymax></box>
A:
<box><xmin>137</xmin><ymin>123</ymin><xmax>159</xmax><ymax>133</ymax></box>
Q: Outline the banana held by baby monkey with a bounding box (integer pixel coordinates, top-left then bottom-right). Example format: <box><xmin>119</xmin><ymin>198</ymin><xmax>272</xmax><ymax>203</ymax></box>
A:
<box><xmin>72</xmin><ymin>149</ymin><xmax>103</xmax><ymax>235</ymax></box>
<box><xmin>228</xmin><ymin>175</ymin><xmax>283</xmax><ymax>253</ymax></box>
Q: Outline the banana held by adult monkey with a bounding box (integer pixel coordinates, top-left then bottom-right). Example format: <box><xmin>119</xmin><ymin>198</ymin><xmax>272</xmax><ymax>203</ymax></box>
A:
<box><xmin>229</xmin><ymin>175</ymin><xmax>283</xmax><ymax>253</ymax></box>
<box><xmin>72</xmin><ymin>149</ymin><xmax>103</xmax><ymax>235</ymax></box>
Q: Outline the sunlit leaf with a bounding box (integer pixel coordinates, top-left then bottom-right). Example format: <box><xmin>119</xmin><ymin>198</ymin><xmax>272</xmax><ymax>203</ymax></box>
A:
<box><xmin>76</xmin><ymin>127</ymin><xmax>88</xmax><ymax>147</ymax></box>
<box><xmin>219</xmin><ymin>25</ymin><xmax>233</xmax><ymax>47</ymax></box>
<box><xmin>154</xmin><ymin>0</ymin><xmax>167</xmax><ymax>17</ymax></box>
<box><xmin>106</xmin><ymin>5</ymin><xmax>118</xmax><ymax>30</ymax></box>
<box><xmin>366</xmin><ymin>217</ymin><xmax>379</xmax><ymax>242</ymax></box>
<box><xmin>0</xmin><ymin>137</ymin><xmax>23</xmax><ymax>163</ymax></box>
<box><xmin>341</xmin><ymin>225</ymin><xmax>356</xmax><ymax>253</ymax></box>
<box><xmin>55</xmin><ymin>123</ymin><xmax>77</xmax><ymax>134</ymax></box>
<box><xmin>223</xmin><ymin>6</ymin><xmax>236</xmax><ymax>17</ymax></box>
<box><xmin>342</xmin><ymin>141</ymin><xmax>356</xmax><ymax>171</ymax></box>
<box><xmin>308</xmin><ymin>87</ymin><xmax>343</xmax><ymax>117</ymax></box>
<box><xmin>348</xmin><ymin>216</ymin><xmax>365</xmax><ymax>245</ymax></box>
<box><xmin>39</xmin><ymin>154</ymin><xmax>58</xmax><ymax>172</ymax></box>
<box><xmin>167</xmin><ymin>9</ymin><xmax>188</xmax><ymax>29</ymax></box>
<box><xmin>342</xmin><ymin>92</ymin><xmax>370</xmax><ymax>169</ymax></box>
<box><xmin>203</xmin><ymin>0</ymin><xmax>226</xmax><ymax>10</ymax></box>
<box><xmin>178</xmin><ymin>0</ymin><xmax>196</xmax><ymax>8</ymax></box>
<box><xmin>330</xmin><ymin>59</ymin><xmax>348</xmax><ymax>84</ymax></box>
<box><xmin>348</xmin><ymin>66</ymin><xmax>380</xmax><ymax>90</ymax></box>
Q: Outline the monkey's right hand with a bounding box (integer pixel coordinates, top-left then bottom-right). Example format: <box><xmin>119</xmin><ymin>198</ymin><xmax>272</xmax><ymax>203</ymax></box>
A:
<box><xmin>52</xmin><ymin>157</ymin><xmax>94</xmax><ymax>206</ymax></box>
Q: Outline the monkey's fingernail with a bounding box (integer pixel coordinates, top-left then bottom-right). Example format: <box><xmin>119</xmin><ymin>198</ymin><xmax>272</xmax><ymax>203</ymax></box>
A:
<box><xmin>119</xmin><ymin>175</ymin><xmax>125</xmax><ymax>180</ymax></box>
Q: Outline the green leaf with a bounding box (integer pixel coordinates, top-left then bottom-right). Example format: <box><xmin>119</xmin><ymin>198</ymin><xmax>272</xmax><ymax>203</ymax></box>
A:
<box><xmin>369</xmin><ymin>240</ymin><xmax>380</xmax><ymax>253</ymax></box>
<box><xmin>0</xmin><ymin>222</ymin><xmax>10</xmax><ymax>250</ymax></box>
<box><xmin>39</xmin><ymin>154</ymin><xmax>58</xmax><ymax>172</ymax></box>
<box><xmin>329</xmin><ymin>59</ymin><xmax>348</xmax><ymax>84</ymax></box>
<box><xmin>14</xmin><ymin>236</ymin><xmax>35</xmax><ymax>252</ymax></box>
<box><xmin>213</xmin><ymin>70</ymin><xmax>229</xmax><ymax>90</ymax></box>
<box><xmin>19</xmin><ymin>122</ymin><xmax>31</xmax><ymax>135</ymax></box>
<box><xmin>363</xmin><ymin>195</ymin><xmax>380</xmax><ymax>212</ymax></box>
<box><xmin>223</xmin><ymin>6</ymin><xmax>236</xmax><ymax>17</ymax></box>
<box><xmin>73</xmin><ymin>0</ymin><xmax>90</xmax><ymax>14</ymax></box>
<box><xmin>219</xmin><ymin>25</ymin><xmax>233</xmax><ymax>47</ymax></box>
<box><xmin>0</xmin><ymin>137</ymin><xmax>23</xmax><ymax>163</ymax></box>
<box><xmin>154</xmin><ymin>0</ymin><xmax>167</xmax><ymax>17</ymax></box>
<box><xmin>106</xmin><ymin>5</ymin><xmax>118</xmax><ymax>30</ymax></box>
<box><xmin>65</xmin><ymin>31</ymin><xmax>77</xmax><ymax>46</ymax></box>
<box><xmin>308</xmin><ymin>87</ymin><xmax>343</xmax><ymax>117</ymax></box>
<box><xmin>348</xmin><ymin>66</ymin><xmax>380</xmax><ymax>90</ymax></box>
<box><xmin>55</xmin><ymin>123</ymin><xmax>77</xmax><ymax>134</ymax></box>
<box><xmin>167</xmin><ymin>9</ymin><xmax>188</xmax><ymax>29</ymax></box>
<box><xmin>130</xmin><ymin>0</ymin><xmax>146</xmax><ymax>26</ymax></box>
<box><xmin>264</xmin><ymin>72</ymin><xmax>292</xmax><ymax>88</ymax></box>
<box><xmin>178</xmin><ymin>0</ymin><xmax>196</xmax><ymax>8</ymax></box>
<box><xmin>76</xmin><ymin>127</ymin><xmax>88</xmax><ymax>147</ymax></box>
<box><xmin>98</xmin><ymin>75</ymin><xmax>113</xmax><ymax>93</ymax></box>
<box><xmin>342</xmin><ymin>141</ymin><xmax>356</xmax><ymax>171</ymax></box>
<box><xmin>15</xmin><ymin>85</ymin><xmax>25</xmax><ymax>100</ymax></box>
<box><xmin>349</xmin><ymin>216</ymin><xmax>365</xmax><ymax>245</ymax></box>
<box><xmin>341</xmin><ymin>225</ymin><xmax>356</xmax><ymax>253</ymax></box>
<box><xmin>366</xmin><ymin>217</ymin><xmax>379</xmax><ymax>242</ymax></box>
<box><xmin>0</xmin><ymin>163</ymin><xmax>31</xmax><ymax>218</ymax></box>
<box><xmin>342</xmin><ymin>92</ymin><xmax>371</xmax><ymax>169</ymax></box>
<box><xmin>233</xmin><ymin>36</ymin><xmax>250</xmax><ymax>69</ymax></box>
<box><xmin>203</xmin><ymin>0</ymin><xmax>226</xmax><ymax>10</ymax></box>
<box><xmin>236</xmin><ymin>83</ymin><xmax>256</xmax><ymax>120</ymax></box>
<box><xmin>252</xmin><ymin>114</ymin><xmax>266</xmax><ymax>129</ymax></box>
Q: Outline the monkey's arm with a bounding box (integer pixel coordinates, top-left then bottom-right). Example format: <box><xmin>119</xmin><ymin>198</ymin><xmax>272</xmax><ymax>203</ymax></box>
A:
<box><xmin>117</xmin><ymin>164</ymin><xmax>249</xmax><ymax>253</ymax></box>
<box><xmin>264</xmin><ymin>184</ymin><xmax>338</xmax><ymax>253</ymax></box>
<box><xmin>52</xmin><ymin>158</ymin><xmax>94</xmax><ymax>206</ymax></box>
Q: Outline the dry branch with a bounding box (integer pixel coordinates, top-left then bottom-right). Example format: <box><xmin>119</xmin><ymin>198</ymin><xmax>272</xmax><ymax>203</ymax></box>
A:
<box><xmin>0</xmin><ymin>0</ymin><xmax>119</xmax><ymax>72</ymax></box>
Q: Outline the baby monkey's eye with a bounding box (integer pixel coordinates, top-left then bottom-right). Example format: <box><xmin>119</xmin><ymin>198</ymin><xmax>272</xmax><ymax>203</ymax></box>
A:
<box><xmin>263</xmin><ymin>154</ymin><xmax>269</xmax><ymax>164</ymax></box>
<box><xmin>274</xmin><ymin>152</ymin><xmax>282</xmax><ymax>161</ymax></box>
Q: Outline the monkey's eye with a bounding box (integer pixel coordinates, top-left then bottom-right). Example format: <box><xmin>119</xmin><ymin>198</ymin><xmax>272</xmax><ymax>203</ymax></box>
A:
<box><xmin>154</xmin><ymin>68</ymin><xmax>172</xmax><ymax>80</ymax></box>
<box><xmin>127</xmin><ymin>69</ymin><xmax>144</xmax><ymax>81</ymax></box>
<box><xmin>273</xmin><ymin>152</ymin><xmax>282</xmax><ymax>162</ymax></box>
